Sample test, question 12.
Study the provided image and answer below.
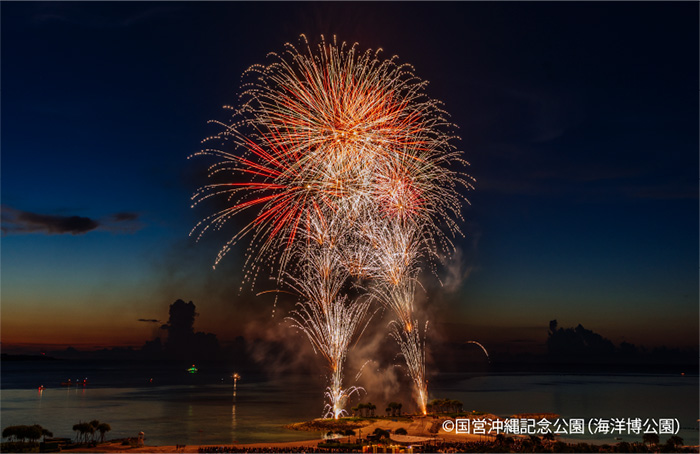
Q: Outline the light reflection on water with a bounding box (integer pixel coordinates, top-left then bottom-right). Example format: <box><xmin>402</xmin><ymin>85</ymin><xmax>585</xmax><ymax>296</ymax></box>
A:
<box><xmin>1</xmin><ymin>377</ymin><xmax>325</xmax><ymax>446</ymax></box>
<box><xmin>2</xmin><ymin>362</ymin><xmax>697</xmax><ymax>446</ymax></box>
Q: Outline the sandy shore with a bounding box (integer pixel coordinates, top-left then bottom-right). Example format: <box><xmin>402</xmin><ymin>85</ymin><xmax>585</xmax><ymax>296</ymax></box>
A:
<box><xmin>360</xmin><ymin>416</ymin><xmax>497</xmax><ymax>443</ymax></box>
<box><xmin>61</xmin><ymin>416</ymin><xmax>498</xmax><ymax>453</ymax></box>
<box><xmin>62</xmin><ymin>438</ymin><xmax>326</xmax><ymax>453</ymax></box>
<box><xmin>56</xmin><ymin>413</ymin><xmax>699</xmax><ymax>453</ymax></box>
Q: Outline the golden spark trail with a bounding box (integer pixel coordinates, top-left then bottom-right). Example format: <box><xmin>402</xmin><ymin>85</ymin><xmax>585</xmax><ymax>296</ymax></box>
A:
<box><xmin>191</xmin><ymin>35</ymin><xmax>473</xmax><ymax>416</ymax></box>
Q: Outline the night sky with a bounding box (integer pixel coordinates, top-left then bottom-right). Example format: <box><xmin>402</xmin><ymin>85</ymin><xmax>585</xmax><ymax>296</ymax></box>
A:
<box><xmin>2</xmin><ymin>2</ymin><xmax>697</xmax><ymax>353</ymax></box>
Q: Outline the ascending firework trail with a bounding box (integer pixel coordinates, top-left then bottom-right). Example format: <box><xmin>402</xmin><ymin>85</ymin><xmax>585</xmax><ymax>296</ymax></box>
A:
<box><xmin>191</xmin><ymin>35</ymin><xmax>473</xmax><ymax>417</ymax></box>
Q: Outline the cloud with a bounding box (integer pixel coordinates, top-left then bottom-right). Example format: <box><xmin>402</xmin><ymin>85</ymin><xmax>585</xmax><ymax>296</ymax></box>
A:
<box><xmin>29</xmin><ymin>4</ymin><xmax>182</xmax><ymax>29</ymax></box>
<box><xmin>1</xmin><ymin>205</ymin><xmax>142</xmax><ymax>235</ymax></box>
<box><xmin>137</xmin><ymin>319</ymin><xmax>160</xmax><ymax>323</ymax></box>
<box><xmin>111</xmin><ymin>212</ymin><xmax>140</xmax><ymax>222</ymax></box>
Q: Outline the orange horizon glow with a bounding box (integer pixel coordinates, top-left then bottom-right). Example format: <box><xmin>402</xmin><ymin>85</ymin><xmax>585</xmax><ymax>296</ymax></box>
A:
<box><xmin>1</xmin><ymin>309</ymin><xmax>157</xmax><ymax>348</ymax></box>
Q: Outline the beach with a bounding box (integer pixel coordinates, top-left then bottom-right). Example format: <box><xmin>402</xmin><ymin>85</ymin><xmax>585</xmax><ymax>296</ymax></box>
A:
<box><xmin>19</xmin><ymin>413</ymin><xmax>700</xmax><ymax>453</ymax></box>
<box><xmin>59</xmin><ymin>416</ymin><xmax>500</xmax><ymax>453</ymax></box>
<box><xmin>62</xmin><ymin>439</ymin><xmax>325</xmax><ymax>453</ymax></box>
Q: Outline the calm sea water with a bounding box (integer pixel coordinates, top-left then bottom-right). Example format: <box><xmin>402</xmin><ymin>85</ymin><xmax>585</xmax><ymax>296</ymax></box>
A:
<box><xmin>1</xmin><ymin>360</ymin><xmax>697</xmax><ymax>446</ymax></box>
<box><xmin>431</xmin><ymin>372</ymin><xmax>699</xmax><ymax>445</ymax></box>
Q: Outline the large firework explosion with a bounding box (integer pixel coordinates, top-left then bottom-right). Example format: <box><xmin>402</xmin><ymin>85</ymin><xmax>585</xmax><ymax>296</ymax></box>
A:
<box><xmin>191</xmin><ymin>35</ymin><xmax>472</xmax><ymax>417</ymax></box>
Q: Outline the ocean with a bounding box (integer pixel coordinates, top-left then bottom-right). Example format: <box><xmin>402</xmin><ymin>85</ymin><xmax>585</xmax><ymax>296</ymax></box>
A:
<box><xmin>1</xmin><ymin>360</ymin><xmax>697</xmax><ymax>447</ymax></box>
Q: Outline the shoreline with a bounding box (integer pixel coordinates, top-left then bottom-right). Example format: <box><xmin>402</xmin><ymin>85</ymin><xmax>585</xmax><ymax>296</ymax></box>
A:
<box><xmin>58</xmin><ymin>437</ymin><xmax>700</xmax><ymax>454</ymax></box>
<box><xmin>53</xmin><ymin>415</ymin><xmax>699</xmax><ymax>453</ymax></box>
<box><xmin>59</xmin><ymin>416</ymin><xmax>496</xmax><ymax>453</ymax></box>
<box><xmin>63</xmin><ymin>438</ymin><xmax>327</xmax><ymax>453</ymax></box>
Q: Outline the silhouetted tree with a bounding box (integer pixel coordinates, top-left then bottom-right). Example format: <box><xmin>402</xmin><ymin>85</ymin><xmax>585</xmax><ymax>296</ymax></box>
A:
<box><xmin>72</xmin><ymin>422</ymin><xmax>94</xmax><ymax>443</ymax></box>
<box><xmin>89</xmin><ymin>420</ymin><xmax>100</xmax><ymax>442</ymax></box>
<box><xmin>2</xmin><ymin>425</ymin><xmax>50</xmax><ymax>443</ymax></box>
<box><xmin>426</xmin><ymin>398</ymin><xmax>463</xmax><ymax>414</ymax></box>
<box><xmin>642</xmin><ymin>433</ymin><xmax>659</xmax><ymax>446</ymax></box>
<box><xmin>97</xmin><ymin>423</ymin><xmax>111</xmax><ymax>442</ymax></box>
<box><xmin>40</xmin><ymin>427</ymin><xmax>53</xmax><ymax>442</ymax></box>
<box><xmin>665</xmin><ymin>435</ymin><xmax>684</xmax><ymax>448</ymax></box>
<box><xmin>372</xmin><ymin>428</ymin><xmax>390</xmax><ymax>440</ymax></box>
<box><xmin>368</xmin><ymin>403</ymin><xmax>376</xmax><ymax>417</ymax></box>
<box><xmin>616</xmin><ymin>441</ymin><xmax>631</xmax><ymax>452</ymax></box>
<box><xmin>386</xmin><ymin>402</ymin><xmax>403</xmax><ymax>417</ymax></box>
<box><xmin>27</xmin><ymin>426</ymin><xmax>40</xmax><ymax>443</ymax></box>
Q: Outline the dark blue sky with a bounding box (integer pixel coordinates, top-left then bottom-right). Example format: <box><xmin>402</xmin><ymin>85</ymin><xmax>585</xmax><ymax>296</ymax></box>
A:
<box><xmin>2</xmin><ymin>2</ymin><xmax>697</xmax><ymax>350</ymax></box>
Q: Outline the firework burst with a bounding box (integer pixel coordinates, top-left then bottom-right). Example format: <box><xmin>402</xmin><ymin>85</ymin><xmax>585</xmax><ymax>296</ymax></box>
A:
<box><xmin>191</xmin><ymin>35</ymin><xmax>472</xmax><ymax>416</ymax></box>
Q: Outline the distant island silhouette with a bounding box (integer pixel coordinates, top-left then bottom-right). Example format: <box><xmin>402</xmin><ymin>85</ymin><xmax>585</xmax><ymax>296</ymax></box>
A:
<box><xmin>6</xmin><ymin>300</ymin><xmax>696</xmax><ymax>375</ymax></box>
